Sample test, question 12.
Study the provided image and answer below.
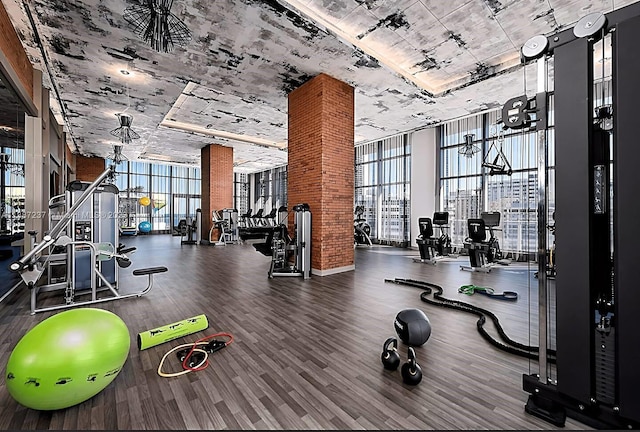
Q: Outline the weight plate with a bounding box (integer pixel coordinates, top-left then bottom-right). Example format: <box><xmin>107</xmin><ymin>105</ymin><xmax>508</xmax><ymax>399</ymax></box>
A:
<box><xmin>521</xmin><ymin>35</ymin><xmax>548</xmax><ymax>60</ymax></box>
<box><xmin>573</xmin><ymin>12</ymin><xmax>606</xmax><ymax>38</ymax></box>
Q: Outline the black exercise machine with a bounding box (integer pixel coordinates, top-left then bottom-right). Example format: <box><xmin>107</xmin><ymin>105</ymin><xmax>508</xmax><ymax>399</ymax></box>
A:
<box><xmin>239</xmin><ymin>208</ymin><xmax>252</xmax><ymax>228</ymax></box>
<box><xmin>238</xmin><ymin>206</ymin><xmax>288</xmax><ymax>242</ymax></box>
<box><xmin>460</xmin><ymin>211</ymin><xmax>510</xmax><ymax>273</ymax></box>
<box><xmin>354</xmin><ymin>205</ymin><xmax>372</xmax><ymax>247</ymax></box>
<box><xmin>414</xmin><ymin>212</ymin><xmax>453</xmax><ymax>264</ymax></box>
<box><xmin>208</xmin><ymin>210</ymin><xmax>233</xmax><ymax>246</ymax></box>
<box><xmin>253</xmin><ymin>203</ymin><xmax>312</xmax><ymax>279</ymax></box>
<box><xmin>179</xmin><ymin>209</ymin><xmax>201</xmax><ymax>245</ymax></box>
<box><xmin>250</xmin><ymin>208</ymin><xmax>264</xmax><ymax>227</ymax></box>
<box><xmin>8</xmin><ymin>166</ymin><xmax>167</xmax><ymax>314</ymax></box>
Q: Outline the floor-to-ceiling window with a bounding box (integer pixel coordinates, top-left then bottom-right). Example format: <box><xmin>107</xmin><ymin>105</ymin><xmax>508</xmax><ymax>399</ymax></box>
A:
<box><xmin>151</xmin><ymin>163</ymin><xmax>170</xmax><ymax>231</ymax></box>
<box><xmin>439</xmin><ymin>115</ymin><xmax>484</xmax><ymax>248</ymax></box>
<box><xmin>108</xmin><ymin>160</ymin><xmax>200</xmax><ymax>234</ymax></box>
<box><xmin>1</xmin><ymin>146</ymin><xmax>25</xmax><ymax>236</ymax></box>
<box><xmin>355</xmin><ymin>141</ymin><xmax>378</xmax><ymax>237</ymax></box>
<box><xmin>234</xmin><ymin>173</ymin><xmax>249</xmax><ymax>215</ymax></box>
<box><xmin>355</xmin><ymin>134</ymin><xmax>411</xmax><ymax>246</ymax></box>
<box><xmin>438</xmin><ymin>104</ymin><xmax>556</xmax><ymax>255</ymax></box>
<box><xmin>248</xmin><ymin>166</ymin><xmax>287</xmax><ymax>215</ymax></box>
<box><xmin>171</xmin><ymin>166</ymin><xmax>200</xmax><ymax>234</ymax></box>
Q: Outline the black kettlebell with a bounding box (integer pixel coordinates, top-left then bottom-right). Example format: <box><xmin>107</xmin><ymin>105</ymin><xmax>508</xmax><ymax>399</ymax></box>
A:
<box><xmin>381</xmin><ymin>337</ymin><xmax>400</xmax><ymax>370</ymax></box>
<box><xmin>401</xmin><ymin>347</ymin><xmax>422</xmax><ymax>385</ymax></box>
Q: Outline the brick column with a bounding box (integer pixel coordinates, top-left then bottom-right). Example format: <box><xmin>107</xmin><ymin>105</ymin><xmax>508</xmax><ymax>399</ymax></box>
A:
<box><xmin>288</xmin><ymin>73</ymin><xmax>354</xmax><ymax>275</ymax></box>
<box><xmin>74</xmin><ymin>155</ymin><xmax>105</xmax><ymax>182</ymax></box>
<box><xmin>201</xmin><ymin>144</ymin><xmax>233</xmax><ymax>242</ymax></box>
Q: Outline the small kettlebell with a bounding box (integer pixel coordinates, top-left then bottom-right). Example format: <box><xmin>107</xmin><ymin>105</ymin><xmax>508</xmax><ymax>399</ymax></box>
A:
<box><xmin>381</xmin><ymin>337</ymin><xmax>401</xmax><ymax>370</ymax></box>
<box><xmin>401</xmin><ymin>347</ymin><xmax>422</xmax><ymax>385</ymax></box>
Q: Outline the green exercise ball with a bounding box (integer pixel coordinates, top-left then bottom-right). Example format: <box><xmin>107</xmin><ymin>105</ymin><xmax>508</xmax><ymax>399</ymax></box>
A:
<box><xmin>5</xmin><ymin>308</ymin><xmax>130</xmax><ymax>411</ymax></box>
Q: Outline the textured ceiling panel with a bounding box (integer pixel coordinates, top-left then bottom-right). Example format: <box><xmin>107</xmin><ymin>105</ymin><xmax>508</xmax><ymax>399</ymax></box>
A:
<box><xmin>335</xmin><ymin>6</ymin><xmax>379</xmax><ymax>36</ymax></box>
<box><xmin>364</xmin><ymin>0</ymin><xmax>423</xmax><ymax>19</ymax></box>
<box><xmin>392</xmin><ymin>2</ymin><xmax>447</xmax><ymax>52</ymax></box>
<box><xmin>411</xmin><ymin>39</ymin><xmax>479</xmax><ymax>85</ymax></box>
<box><xmin>550</xmin><ymin>0</ymin><xmax>613</xmax><ymax>27</ymax></box>
<box><xmin>420</xmin><ymin>0</ymin><xmax>474</xmax><ymax>20</ymax></box>
<box><xmin>438</xmin><ymin>0</ymin><xmax>516</xmax><ymax>63</ymax></box>
<box><xmin>304</xmin><ymin>0</ymin><xmax>360</xmax><ymax>21</ymax></box>
<box><xmin>357</xmin><ymin>26</ymin><xmax>407</xmax><ymax>60</ymax></box>
<box><xmin>495</xmin><ymin>1</ymin><xmax>560</xmax><ymax>47</ymax></box>
<box><xmin>2</xmin><ymin>0</ymin><xmax>637</xmax><ymax>173</ymax></box>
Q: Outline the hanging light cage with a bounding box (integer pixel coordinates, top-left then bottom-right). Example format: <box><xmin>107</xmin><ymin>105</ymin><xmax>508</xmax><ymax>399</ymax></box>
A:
<box><xmin>458</xmin><ymin>133</ymin><xmax>481</xmax><ymax>158</ymax></box>
<box><xmin>123</xmin><ymin>0</ymin><xmax>192</xmax><ymax>53</ymax></box>
<box><xmin>110</xmin><ymin>113</ymin><xmax>141</xmax><ymax>145</ymax></box>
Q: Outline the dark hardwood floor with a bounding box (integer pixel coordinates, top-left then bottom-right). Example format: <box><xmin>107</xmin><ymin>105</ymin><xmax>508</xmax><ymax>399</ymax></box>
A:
<box><xmin>0</xmin><ymin>235</ymin><xmax>588</xmax><ymax>430</ymax></box>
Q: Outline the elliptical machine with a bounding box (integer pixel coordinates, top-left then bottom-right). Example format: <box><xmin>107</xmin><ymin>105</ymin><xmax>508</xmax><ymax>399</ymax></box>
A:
<box><xmin>354</xmin><ymin>205</ymin><xmax>372</xmax><ymax>247</ymax></box>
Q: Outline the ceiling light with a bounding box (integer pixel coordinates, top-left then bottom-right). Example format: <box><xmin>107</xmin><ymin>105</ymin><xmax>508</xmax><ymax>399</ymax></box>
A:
<box><xmin>458</xmin><ymin>134</ymin><xmax>481</xmax><ymax>158</ymax></box>
<box><xmin>106</xmin><ymin>144</ymin><xmax>129</xmax><ymax>164</ymax></box>
<box><xmin>109</xmin><ymin>113</ymin><xmax>141</xmax><ymax>144</ymax></box>
<box><xmin>123</xmin><ymin>0</ymin><xmax>192</xmax><ymax>53</ymax></box>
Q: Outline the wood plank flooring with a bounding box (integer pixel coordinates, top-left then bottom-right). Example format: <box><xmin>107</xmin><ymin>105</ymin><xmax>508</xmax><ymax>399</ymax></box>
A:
<box><xmin>0</xmin><ymin>235</ymin><xmax>589</xmax><ymax>430</ymax></box>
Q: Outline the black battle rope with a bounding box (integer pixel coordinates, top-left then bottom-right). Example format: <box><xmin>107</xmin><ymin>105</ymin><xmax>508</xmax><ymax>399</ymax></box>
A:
<box><xmin>384</xmin><ymin>277</ymin><xmax>556</xmax><ymax>363</ymax></box>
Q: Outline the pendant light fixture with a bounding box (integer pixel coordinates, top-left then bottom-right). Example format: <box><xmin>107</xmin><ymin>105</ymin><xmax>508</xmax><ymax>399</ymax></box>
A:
<box><xmin>123</xmin><ymin>0</ymin><xmax>192</xmax><ymax>53</ymax></box>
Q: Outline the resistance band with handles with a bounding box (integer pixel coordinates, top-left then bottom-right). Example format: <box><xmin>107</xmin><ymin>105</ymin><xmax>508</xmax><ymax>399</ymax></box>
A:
<box><xmin>385</xmin><ymin>278</ymin><xmax>555</xmax><ymax>363</ymax></box>
<box><xmin>157</xmin><ymin>332</ymin><xmax>234</xmax><ymax>378</ymax></box>
<box><xmin>458</xmin><ymin>284</ymin><xmax>518</xmax><ymax>300</ymax></box>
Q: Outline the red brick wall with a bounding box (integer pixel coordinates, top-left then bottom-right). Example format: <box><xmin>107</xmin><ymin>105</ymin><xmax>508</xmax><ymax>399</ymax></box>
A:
<box><xmin>0</xmin><ymin>1</ymin><xmax>34</xmax><ymax>100</ymax></box>
<box><xmin>75</xmin><ymin>155</ymin><xmax>106</xmax><ymax>182</ymax></box>
<box><xmin>288</xmin><ymin>73</ymin><xmax>354</xmax><ymax>273</ymax></box>
<box><xmin>201</xmin><ymin>144</ymin><xmax>233</xmax><ymax>240</ymax></box>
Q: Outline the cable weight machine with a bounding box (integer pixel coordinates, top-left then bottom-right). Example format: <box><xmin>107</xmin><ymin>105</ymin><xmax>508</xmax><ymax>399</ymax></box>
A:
<box><xmin>506</xmin><ymin>4</ymin><xmax>640</xmax><ymax>429</ymax></box>
<box><xmin>9</xmin><ymin>166</ymin><xmax>166</xmax><ymax>314</ymax></box>
<box><xmin>269</xmin><ymin>203</ymin><xmax>311</xmax><ymax>279</ymax></box>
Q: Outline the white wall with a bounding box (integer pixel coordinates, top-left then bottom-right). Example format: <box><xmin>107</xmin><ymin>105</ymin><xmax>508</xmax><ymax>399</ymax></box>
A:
<box><xmin>410</xmin><ymin>127</ymin><xmax>438</xmax><ymax>248</ymax></box>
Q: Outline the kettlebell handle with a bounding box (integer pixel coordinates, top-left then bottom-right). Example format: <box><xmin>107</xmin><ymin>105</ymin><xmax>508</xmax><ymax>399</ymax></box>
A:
<box><xmin>407</xmin><ymin>347</ymin><xmax>417</xmax><ymax>372</ymax></box>
<box><xmin>383</xmin><ymin>337</ymin><xmax>397</xmax><ymax>353</ymax></box>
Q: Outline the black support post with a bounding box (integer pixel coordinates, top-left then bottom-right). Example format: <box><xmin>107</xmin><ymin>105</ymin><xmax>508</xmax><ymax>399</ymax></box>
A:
<box><xmin>613</xmin><ymin>15</ymin><xmax>640</xmax><ymax>423</ymax></box>
<box><xmin>553</xmin><ymin>37</ymin><xmax>593</xmax><ymax>404</ymax></box>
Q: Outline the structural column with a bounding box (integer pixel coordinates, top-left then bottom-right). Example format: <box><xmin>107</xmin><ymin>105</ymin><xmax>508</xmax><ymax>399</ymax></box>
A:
<box><xmin>23</xmin><ymin>69</ymin><xmax>44</xmax><ymax>254</ymax></box>
<box><xmin>201</xmin><ymin>144</ymin><xmax>233</xmax><ymax>242</ymax></box>
<box><xmin>75</xmin><ymin>155</ymin><xmax>106</xmax><ymax>182</ymax></box>
<box><xmin>288</xmin><ymin>73</ymin><xmax>354</xmax><ymax>275</ymax></box>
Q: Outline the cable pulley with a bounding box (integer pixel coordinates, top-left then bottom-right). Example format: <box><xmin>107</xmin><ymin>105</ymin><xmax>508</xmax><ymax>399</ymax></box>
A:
<box><xmin>573</xmin><ymin>12</ymin><xmax>607</xmax><ymax>38</ymax></box>
<box><xmin>521</xmin><ymin>34</ymin><xmax>548</xmax><ymax>61</ymax></box>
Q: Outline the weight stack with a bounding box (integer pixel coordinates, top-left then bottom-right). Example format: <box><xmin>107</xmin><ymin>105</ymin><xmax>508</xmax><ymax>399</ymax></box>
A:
<box><xmin>594</xmin><ymin>326</ymin><xmax>616</xmax><ymax>405</ymax></box>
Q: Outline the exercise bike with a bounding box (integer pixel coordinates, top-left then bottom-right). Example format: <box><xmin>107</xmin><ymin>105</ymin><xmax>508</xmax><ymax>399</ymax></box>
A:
<box><xmin>354</xmin><ymin>205</ymin><xmax>372</xmax><ymax>247</ymax></box>
<box><xmin>461</xmin><ymin>211</ymin><xmax>511</xmax><ymax>273</ymax></box>
<box><xmin>414</xmin><ymin>212</ymin><xmax>454</xmax><ymax>264</ymax></box>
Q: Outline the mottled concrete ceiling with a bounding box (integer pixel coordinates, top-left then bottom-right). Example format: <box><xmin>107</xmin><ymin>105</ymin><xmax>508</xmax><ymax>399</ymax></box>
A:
<box><xmin>3</xmin><ymin>0</ymin><xmax>637</xmax><ymax>172</ymax></box>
